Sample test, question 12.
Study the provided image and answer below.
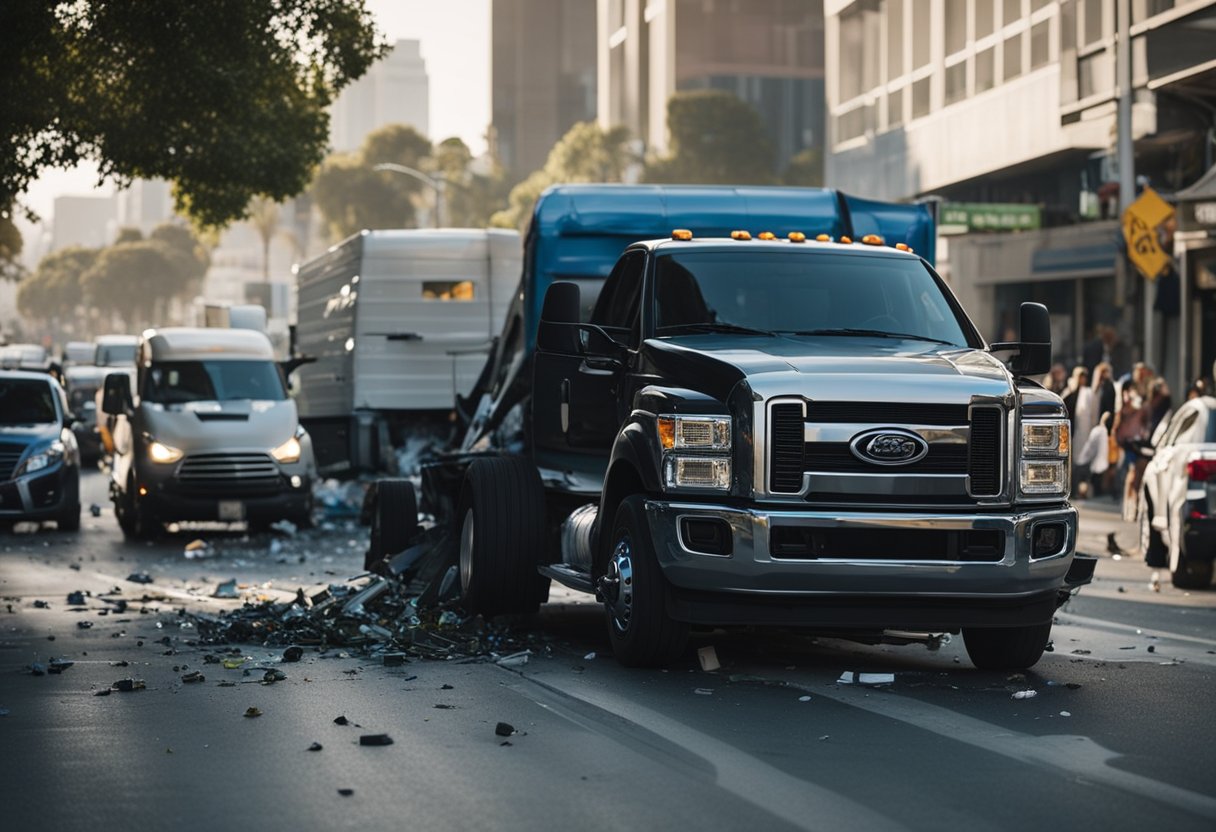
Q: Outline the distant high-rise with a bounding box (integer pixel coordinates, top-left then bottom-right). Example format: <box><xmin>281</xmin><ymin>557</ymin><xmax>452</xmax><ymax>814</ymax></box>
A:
<box><xmin>492</xmin><ymin>0</ymin><xmax>598</xmax><ymax>176</ymax></box>
<box><xmin>330</xmin><ymin>39</ymin><xmax>430</xmax><ymax>151</ymax></box>
<box><xmin>115</xmin><ymin>179</ymin><xmax>174</xmax><ymax>236</ymax></box>
<box><xmin>597</xmin><ymin>0</ymin><xmax>826</xmax><ymax>174</ymax></box>
<box><xmin>51</xmin><ymin>195</ymin><xmax>115</xmax><ymax>252</ymax></box>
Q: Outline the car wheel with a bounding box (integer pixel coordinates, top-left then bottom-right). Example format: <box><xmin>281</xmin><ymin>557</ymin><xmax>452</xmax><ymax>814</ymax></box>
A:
<box><xmin>962</xmin><ymin>622</ymin><xmax>1053</xmax><ymax>670</ymax></box>
<box><xmin>58</xmin><ymin>504</ymin><xmax>81</xmax><ymax>532</ymax></box>
<box><xmin>603</xmin><ymin>495</ymin><xmax>689</xmax><ymax>667</ymax></box>
<box><xmin>1171</xmin><ymin>534</ymin><xmax>1214</xmax><ymax>590</ymax></box>
<box><xmin>456</xmin><ymin>456</ymin><xmax>547</xmax><ymax>617</ymax></box>
<box><xmin>116</xmin><ymin>477</ymin><xmax>157</xmax><ymax>541</ymax></box>
<box><xmin>365</xmin><ymin>479</ymin><xmax>417</xmax><ymax>570</ymax></box>
<box><xmin>1140</xmin><ymin>502</ymin><xmax>1167</xmax><ymax>568</ymax></box>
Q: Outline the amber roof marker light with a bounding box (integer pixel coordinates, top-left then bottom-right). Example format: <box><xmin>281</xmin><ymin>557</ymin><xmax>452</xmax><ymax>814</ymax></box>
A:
<box><xmin>671</xmin><ymin>228</ymin><xmax>693</xmax><ymax>241</ymax></box>
<box><xmin>815</xmin><ymin>233</ymin><xmax>832</xmax><ymax>242</ymax></box>
<box><xmin>757</xmin><ymin>231</ymin><xmax>777</xmax><ymax>240</ymax></box>
<box><xmin>861</xmin><ymin>234</ymin><xmax>885</xmax><ymax>245</ymax></box>
<box><xmin>730</xmin><ymin>230</ymin><xmax>752</xmax><ymax>240</ymax></box>
<box><xmin>788</xmin><ymin>232</ymin><xmax>806</xmax><ymax>243</ymax></box>
<box><xmin>895</xmin><ymin>242</ymin><xmax>914</xmax><ymax>253</ymax></box>
<box><xmin>839</xmin><ymin>235</ymin><xmax>853</xmax><ymax>244</ymax></box>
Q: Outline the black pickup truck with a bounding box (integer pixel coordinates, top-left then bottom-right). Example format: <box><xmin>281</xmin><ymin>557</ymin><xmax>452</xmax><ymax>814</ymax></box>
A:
<box><xmin>371</xmin><ymin>231</ymin><xmax>1096</xmax><ymax>669</ymax></box>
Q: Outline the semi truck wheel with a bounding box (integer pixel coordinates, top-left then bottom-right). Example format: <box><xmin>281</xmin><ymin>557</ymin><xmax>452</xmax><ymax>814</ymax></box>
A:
<box><xmin>603</xmin><ymin>495</ymin><xmax>689</xmax><ymax>667</ymax></box>
<box><xmin>962</xmin><ymin>622</ymin><xmax>1052</xmax><ymax>670</ymax></box>
<box><xmin>365</xmin><ymin>479</ymin><xmax>418</xmax><ymax>570</ymax></box>
<box><xmin>456</xmin><ymin>456</ymin><xmax>547</xmax><ymax>617</ymax></box>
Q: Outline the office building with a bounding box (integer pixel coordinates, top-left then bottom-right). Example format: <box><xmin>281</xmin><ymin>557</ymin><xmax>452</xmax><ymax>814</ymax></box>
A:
<box><xmin>50</xmin><ymin>195</ymin><xmax>115</xmax><ymax>252</ymax></box>
<box><xmin>330</xmin><ymin>39</ymin><xmax>430</xmax><ymax>152</ymax></box>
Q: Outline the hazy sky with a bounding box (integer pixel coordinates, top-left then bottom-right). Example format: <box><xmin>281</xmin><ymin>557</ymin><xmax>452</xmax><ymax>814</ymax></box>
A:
<box><xmin>22</xmin><ymin>0</ymin><xmax>492</xmax><ymax>220</ymax></box>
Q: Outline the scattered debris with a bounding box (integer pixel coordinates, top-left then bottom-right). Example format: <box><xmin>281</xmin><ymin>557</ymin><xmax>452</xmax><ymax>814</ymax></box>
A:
<box><xmin>583</xmin><ymin>651</ymin><xmax>596</xmax><ymax>661</ymax></box>
<box><xmin>1149</xmin><ymin>571</ymin><xmax>1161</xmax><ymax>592</ymax></box>
<box><xmin>697</xmin><ymin>646</ymin><xmax>721</xmax><ymax>672</ymax></box>
<box><xmin>282</xmin><ymin>646</ymin><xmax>304</xmax><ymax>663</ymax></box>
<box><xmin>94</xmin><ymin>689</ymin><xmax>110</xmax><ymax>697</ymax></box>
<box><xmin>382</xmin><ymin>653</ymin><xmax>407</xmax><ymax>667</ymax></box>
<box><xmin>127</xmin><ymin>572</ymin><xmax>153</xmax><ymax>584</ymax></box>
<box><xmin>333</xmin><ymin>715</ymin><xmax>351</xmax><ymax>726</ymax></box>
<box><xmin>693</xmin><ymin>688</ymin><xmax>714</xmax><ymax>695</ymax></box>
<box><xmin>798</xmin><ymin>695</ymin><xmax>812</xmax><ymax>702</ymax></box>
<box><xmin>359</xmin><ymin>734</ymin><xmax>394</xmax><ymax>746</ymax></box>
<box><xmin>308</xmin><ymin>742</ymin><xmax>323</xmax><ymax>751</ymax></box>
<box><xmin>1011</xmin><ymin>690</ymin><xmax>1038</xmax><ymax>700</ymax></box>
<box><xmin>837</xmin><ymin>672</ymin><xmax>895</xmax><ymax>686</ymax></box>
<box><xmin>1059</xmin><ymin>711</ymin><xmax>1071</xmax><ymax>717</ymax></box>
<box><xmin>183</xmin><ymin>539</ymin><xmax>210</xmax><ymax>559</ymax></box>
<box><xmin>33</xmin><ymin>600</ymin><xmax>49</xmax><ymax>609</ymax></box>
<box><xmin>28</xmin><ymin>662</ymin><xmax>46</xmax><ymax>676</ymax></box>
<box><xmin>818</xmin><ymin>735</ymin><xmax>830</xmax><ymax>741</ymax></box>
<box><xmin>433</xmin><ymin>704</ymin><xmax>456</xmax><ymax>710</ymax></box>
<box><xmin>1147</xmin><ymin>645</ymin><xmax>1155</xmax><ymax>653</ymax></box>
<box><xmin>89</xmin><ymin>503</ymin><xmax>102</xmax><ymax>517</ymax></box>
<box><xmin>262</xmin><ymin>669</ymin><xmax>287</xmax><ymax>684</ymax></box>
<box><xmin>496</xmin><ymin>650</ymin><xmax>532</xmax><ymax>668</ymax></box>
<box><xmin>337</xmin><ymin>788</ymin><xmax>354</xmax><ymax>797</ymax></box>
<box><xmin>76</xmin><ymin>620</ymin><xmax>93</xmax><ymax>630</ymax></box>
<box><xmin>48</xmin><ymin>659</ymin><xmax>74</xmax><ymax>674</ymax></box>
<box><xmin>269</xmin><ymin>519</ymin><xmax>298</xmax><ymax>536</ymax></box>
<box><xmin>244</xmin><ymin>707</ymin><xmax>263</xmax><ymax>718</ymax></box>
<box><xmin>182</xmin><ymin>671</ymin><xmax>205</xmax><ymax>683</ymax></box>
<box><xmin>495</xmin><ymin>722</ymin><xmax>516</xmax><ymax>737</ymax></box>
<box><xmin>67</xmin><ymin>591</ymin><xmax>86</xmax><ymax>606</ymax></box>
<box><xmin>112</xmin><ymin>679</ymin><xmax>145</xmax><ymax>692</ymax></box>
<box><xmin>212</xmin><ymin>579</ymin><xmax>240</xmax><ymax>599</ymax></box>
<box><xmin>1071</xmin><ymin>649</ymin><xmax>1091</xmax><ymax>655</ymax></box>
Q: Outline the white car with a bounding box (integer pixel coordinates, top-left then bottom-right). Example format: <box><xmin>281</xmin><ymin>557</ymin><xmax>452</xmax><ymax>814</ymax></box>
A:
<box><xmin>1140</xmin><ymin>395</ymin><xmax>1216</xmax><ymax>588</ymax></box>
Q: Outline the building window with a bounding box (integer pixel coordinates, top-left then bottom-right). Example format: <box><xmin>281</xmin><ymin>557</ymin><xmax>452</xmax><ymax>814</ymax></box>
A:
<box><xmin>1078</xmin><ymin>50</ymin><xmax>1112</xmax><ymax>98</ymax></box>
<box><xmin>885</xmin><ymin>0</ymin><xmax>904</xmax><ymax>82</ymax></box>
<box><xmin>976</xmin><ymin>47</ymin><xmax>996</xmax><ymax>92</ymax></box>
<box><xmin>912</xmin><ymin>76</ymin><xmax>931</xmax><ymax>118</ymax></box>
<box><xmin>887</xmin><ymin>86</ymin><xmax>904</xmax><ymax>127</ymax></box>
<box><xmin>1030</xmin><ymin>0</ymin><xmax>1052</xmax><ymax>11</ymax></box>
<box><xmin>945</xmin><ymin>0</ymin><xmax>968</xmax><ymax>55</ymax></box>
<box><xmin>945</xmin><ymin>60</ymin><xmax>967</xmax><ymax>104</ymax></box>
<box><xmin>1030</xmin><ymin>19</ymin><xmax>1051</xmax><ymax>68</ymax></box>
<box><xmin>976</xmin><ymin>0</ymin><xmax>995</xmax><ymax>39</ymax></box>
<box><xmin>1003</xmin><ymin>0</ymin><xmax>1022</xmax><ymax>26</ymax></box>
<box><xmin>1134</xmin><ymin>0</ymin><xmax>1175</xmax><ymax>23</ymax></box>
<box><xmin>912</xmin><ymin>5</ymin><xmax>931</xmax><ymax>68</ymax></box>
<box><xmin>422</xmin><ymin>281</ymin><xmax>476</xmax><ymax>301</ymax></box>
<box><xmin>835</xmin><ymin>105</ymin><xmax>871</xmax><ymax>142</ymax></box>
<box><xmin>1004</xmin><ymin>33</ymin><xmax>1023</xmax><ymax>78</ymax></box>
<box><xmin>1082</xmin><ymin>0</ymin><xmax>1103</xmax><ymax>45</ymax></box>
<box><xmin>840</xmin><ymin>10</ymin><xmax>865</xmax><ymax>100</ymax></box>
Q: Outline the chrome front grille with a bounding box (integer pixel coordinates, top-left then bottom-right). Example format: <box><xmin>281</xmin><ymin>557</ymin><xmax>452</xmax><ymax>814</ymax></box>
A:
<box><xmin>0</xmin><ymin>442</ymin><xmax>24</xmax><ymax>481</ymax></box>
<box><xmin>175</xmin><ymin>453</ymin><xmax>281</xmax><ymax>495</ymax></box>
<box><xmin>767</xmin><ymin>399</ymin><xmax>1006</xmax><ymax>505</ymax></box>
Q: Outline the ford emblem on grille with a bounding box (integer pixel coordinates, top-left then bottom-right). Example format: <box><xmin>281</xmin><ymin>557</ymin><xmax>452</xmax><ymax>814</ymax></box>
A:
<box><xmin>849</xmin><ymin>428</ymin><xmax>929</xmax><ymax>466</ymax></box>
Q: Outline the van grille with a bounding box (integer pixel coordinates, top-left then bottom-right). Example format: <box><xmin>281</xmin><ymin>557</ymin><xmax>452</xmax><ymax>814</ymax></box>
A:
<box><xmin>0</xmin><ymin>442</ymin><xmax>23</xmax><ymax>481</ymax></box>
<box><xmin>769</xmin><ymin>403</ymin><xmax>805</xmax><ymax>494</ymax></box>
<box><xmin>968</xmin><ymin>407</ymin><xmax>1003</xmax><ymax>497</ymax></box>
<box><xmin>807</xmin><ymin>402</ymin><xmax>969</xmax><ymax>425</ymax></box>
<box><xmin>175</xmin><ymin>453</ymin><xmax>281</xmax><ymax>495</ymax></box>
<box><xmin>804</xmin><ymin>442</ymin><xmax>968</xmax><ymax>474</ymax></box>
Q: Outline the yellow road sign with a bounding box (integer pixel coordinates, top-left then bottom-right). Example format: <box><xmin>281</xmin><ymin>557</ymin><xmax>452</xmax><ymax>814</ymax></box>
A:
<box><xmin>1122</xmin><ymin>187</ymin><xmax>1174</xmax><ymax>281</ymax></box>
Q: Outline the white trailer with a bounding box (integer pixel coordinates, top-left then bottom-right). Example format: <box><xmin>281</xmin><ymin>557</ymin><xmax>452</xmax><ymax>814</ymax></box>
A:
<box><xmin>294</xmin><ymin>228</ymin><xmax>520</xmax><ymax>473</ymax></box>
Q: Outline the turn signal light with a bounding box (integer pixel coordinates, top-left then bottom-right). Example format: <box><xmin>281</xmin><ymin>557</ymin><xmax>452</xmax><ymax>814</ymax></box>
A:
<box><xmin>730</xmin><ymin>230</ymin><xmax>751</xmax><ymax>240</ymax></box>
<box><xmin>861</xmin><ymin>234</ymin><xmax>885</xmax><ymax>245</ymax></box>
<box><xmin>671</xmin><ymin>228</ymin><xmax>693</xmax><ymax>241</ymax></box>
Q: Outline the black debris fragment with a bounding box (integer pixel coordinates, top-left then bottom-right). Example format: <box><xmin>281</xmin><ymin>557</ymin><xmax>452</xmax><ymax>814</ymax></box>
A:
<box><xmin>282</xmin><ymin>646</ymin><xmax>304</xmax><ymax>663</ymax></box>
<box><xmin>182</xmin><ymin>671</ymin><xmax>205</xmax><ymax>683</ymax></box>
<box><xmin>434</xmin><ymin>704</ymin><xmax>455</xmax><ymax>710</ymax></box>
<box><xmin>112</xmin><ymin>679</ymin><xmax>145</xmax><ymax>692</ymax></box>
<box><xmin>337</xmin><ymin>789</ymin><xmax>354</xmax><ymax>797</ymax></box>
<box><xmin>67</xmin><ymin>591</ymin><xmax>86</xmax><ymax>606</ymax></box>
<box><xmin>382</xmin><ymin>653</ymin><xmax>407</xmax><ymax>667</ymax></box>
<box><xmin>495</xmin><ymin>722</ymin><xmax>516</xmax><ymax>737</ymax></box>
<box><xmin>48</xmin><ymin>659</ymin><xmax>74</xmax><ymax>674</ymax></box>
<box><xmin>359</xmin><ymin>734</ymin><xmax>394</xmax><ymax>746</ymax></box>
<box><xmin>77</xmin><ymin>621</ymin><xmax>94</xmax><ymax>630</ymax></box>
<box><xmin>263</xmin><ymin>669</ymin><xmax>287</xmax><ymax>684</ymax></box>
<box><xmin>333</xmin><ymin>715</ymin><xmax>350</xmax><ymax>726</ymax></box>
<box><xmin>213</xmin><ymin>579</ymin><xmax>240</xmax><ymax>599</ymax></box>
<box><xmin>244</xmin><ymin>707</ymin><xmax>263</xmax><ymax>718</ymax></box>
<box><xmin>94</xmin><ymin>689</ymin><xmax>111</xmax><ymax>696</ymax></box>
<box><xmin>440</xmin><ymin>683</ymin><xmax>454</xmax><ymax>690</ymax></box>
<box><xmin>127</xmin><ymin>573</ymin><xmax>153</xmax><ymax>584</ymax></box>
<box><xmin>28</xmin><ymin>663</ymin><xmax>46</xmax><ymax>676</ymax></box>
<box><xmin>34</xmin><ymin>600</ymin><xmax>49</xmax><ymax>609</ymax></box>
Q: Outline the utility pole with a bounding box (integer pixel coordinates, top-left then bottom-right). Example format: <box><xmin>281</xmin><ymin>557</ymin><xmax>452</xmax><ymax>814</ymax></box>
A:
<box><xmin>1116</xmin><ymin>0</ymin><xmax>1151</xmax><ymax>368</ymax></box>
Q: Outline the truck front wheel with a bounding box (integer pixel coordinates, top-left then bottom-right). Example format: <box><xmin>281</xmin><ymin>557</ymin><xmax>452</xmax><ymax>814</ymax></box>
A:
<box><xmin>603</xmin><ymin>495</ymin><xmax>689</xmax><ymax>667</ymax></box>
<box><xmin>456</xmin><ymin>456</ymin><xmax>548</xmax><ymax>617</ymax></box>
<box><xmin>962</xmin><ymin>622</ymin><xmax>1052</xmax><ymax>670</ymax></box>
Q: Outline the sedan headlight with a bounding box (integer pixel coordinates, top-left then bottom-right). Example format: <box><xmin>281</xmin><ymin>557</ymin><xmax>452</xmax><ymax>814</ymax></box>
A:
<box><xmin>271</xmin><ymin>436</ymin><xmax>301</xmax><ymax>464</ymax></box>
<box><xmin>1019</xmin><ymin>419</ymin><xmax>1069</xmax><ymax>499</ymax></box>
<box><xmin>20</xmin><ymin>440</ymin><xmax>65</xmax><ymax>475</ymax></box>
<box><xmin>657</xmin><ymin>415</ymin><xmax>732</xmax><ymax>491</ymax></box>
<box><xmin>148</xmin><ymin>440</ymin><xmax>184</xmax><ymax>464</ymax></box>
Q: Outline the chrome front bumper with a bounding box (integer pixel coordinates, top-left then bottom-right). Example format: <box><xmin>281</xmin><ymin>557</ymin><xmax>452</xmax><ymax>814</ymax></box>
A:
<box><xmin>644</xmin><ymin>500</ymin><xmax>1079</xmax><ymax>600</ymax></box>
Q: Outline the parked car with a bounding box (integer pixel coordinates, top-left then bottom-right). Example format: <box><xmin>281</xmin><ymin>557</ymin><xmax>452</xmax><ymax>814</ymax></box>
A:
<box><xmin>0</xmin><ymin>370</ymin><xmax>81</xmax><ymax>531</ymax></box>
<box><xmin>1140</xmin><ymin>395</ymin><xmax>1216</xmax><ymax>588</ymax></box>
<box><xmin>0</xmin><ymin>343</ymin><xmax>52</xmax><ymax>372</ymax></box>
<box><xmin>64</xmin><ymin>365</ymin><xmax>108</xmax><ymax>464</ymax></box>
<box><xmin>62</xmin><ymin>341</ymin><xmax>96</xmax><ymax>366</ymax></box>
<box><xmin>93</xmin><ymin>334</ymin><xmax>138</xmax><ymax>369</ymax></box>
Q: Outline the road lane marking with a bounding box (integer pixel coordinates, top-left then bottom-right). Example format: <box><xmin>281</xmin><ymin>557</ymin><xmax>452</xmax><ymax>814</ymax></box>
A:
<box><xmin>1055</xmin><ymin>611</ymin><xmax>1216</xmax><ymax>650</ymax></box>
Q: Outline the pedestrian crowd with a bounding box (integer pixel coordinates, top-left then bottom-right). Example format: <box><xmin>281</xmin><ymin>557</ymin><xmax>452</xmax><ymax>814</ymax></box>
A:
<box><xmin>1041</xmin><ymin>354</ymin><xmax>1212</xmax><ymax>520</ymax></box>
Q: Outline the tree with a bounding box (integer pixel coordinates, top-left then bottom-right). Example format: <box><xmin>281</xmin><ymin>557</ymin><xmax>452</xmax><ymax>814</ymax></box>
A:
<box><xmin>149</xmin><ymin>223</ymin><xmax>210</xmax><ymax>289</ymax></box>
<box><xmin>82</xmin><ymin>242</ymin><xmax>184</xmax><ymax>330</ymax></box>
<box><xmin>1</xmin><ymin>212</ymin><xmax>23</xmax><ymax>281</ymax></box>
<box><xmin>17</xmin><ymin>246</ymin><xmax>99</xmax><ymax>322</ymax></box>
<box><xmin>312</xmin><ymin>124</ymin><xmax>433</xmax><ymax>241</ymax></box>
<box><xmin>1</xmin><ymin>1</ymin><xmax>386</xmax><ymax>228</ymax></box>
<box><xmin>114</xmin><ymin>227</ymin><xmax>143</xmax><ymax>245</ymax></box>
<box><xmin>427</xmin><ymin>138</ymin><xmax>512</xmax><ymax>229</ymax></box>
<box><xmin>644</xmin><ymin>90</ymin><xmax>776</xmax><ymax>185</ymax></box>
<box><xmin>490</xmin><ymin>122</ymin><xmax>635</xmax><ymax>231</ymax></box>
<box><xmin>247</xmin><ymin>197</ymin><xmax>282</xmax><ymax>282</ymax></box>
<box><xmin>784</xmin><ymin>147</ymin><xmax>824</xmax><ymax>188</ymax></box>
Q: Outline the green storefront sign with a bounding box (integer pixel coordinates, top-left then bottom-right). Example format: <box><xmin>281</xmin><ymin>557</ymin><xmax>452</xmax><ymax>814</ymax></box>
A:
<box><xmin>940</xmin><ymin>202</ymin><xmax>1041</xmax><ymax>233</ymax></box>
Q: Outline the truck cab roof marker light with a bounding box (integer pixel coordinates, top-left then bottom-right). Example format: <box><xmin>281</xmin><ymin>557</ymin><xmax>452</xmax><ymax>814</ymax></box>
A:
<box><xmin>861</xmin><ymin>234</ymin><xmax>885</xmax><ymax>245</ymax></box>
<box><xmin>839</xmin><ymin>235</ymin><xmax>853</xmax><ymax>244</ymax></box>
<box><xmin>815</xmin><ymin>234</ymin><xmax>832</xmax><ymax>242</ymax></box>
<box><xmin>787</xmin><ymin>232</ymin><xmax>806</xmax><ymax>243</ymax></box>
<box><xmin>671</xmin><ymin>229</ymin><xmax>693</xmax><ymax>241</ymax></box>
<box><xmin>895</xmin><ymin>243</ymin><xmax>913</xmax><ymax>252</ymax></box>
<box><xmin>730</xmin><ymin>230</ymin><xmax>751</xmax><ymax>241</ymax></box>
<box><xmin>757</xmin><ymin>231</ymin><xmax>777</xmax><ymax>240</ymax></box>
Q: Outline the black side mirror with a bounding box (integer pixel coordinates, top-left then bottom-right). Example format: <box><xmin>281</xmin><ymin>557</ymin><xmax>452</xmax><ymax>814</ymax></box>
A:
<box><xmin>101</xmin><ymin>373</ymin><xmax>132</xmax><ymax>416</ymax></box>
<box><xmin>537</xmin><ymin>282</ymin><xmax>581</xmax><ymax>353</ymax></box>
<box><xmin>990</xmin><ymin>302</ymin><xmax>1052</xmax><ymax>378</ymax></box>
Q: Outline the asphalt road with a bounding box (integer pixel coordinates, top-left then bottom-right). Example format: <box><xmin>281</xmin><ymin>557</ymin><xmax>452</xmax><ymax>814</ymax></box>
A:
<box><xmin>1</xmin><ymin>471</ymin><xmax>1214</xmax><ymax>832</ymax></box>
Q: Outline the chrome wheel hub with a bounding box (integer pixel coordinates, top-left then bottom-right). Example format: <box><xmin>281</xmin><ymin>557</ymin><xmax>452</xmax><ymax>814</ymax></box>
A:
<box><xmin>605</xmin><ymin>535</ymin><xmax>634</xmax><ymax>634</ymax></box>
<box><xmin>459</xmin><ymin>508</ymin><xmax>475</xmax><ymax>593</ymax></box>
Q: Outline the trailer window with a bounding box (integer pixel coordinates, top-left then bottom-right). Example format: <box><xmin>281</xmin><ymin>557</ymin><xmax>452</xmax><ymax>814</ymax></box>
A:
<box><xmin>422</xmin><ymin>281</ymin><xmax>476</xmax><ymax>301</ymax></box>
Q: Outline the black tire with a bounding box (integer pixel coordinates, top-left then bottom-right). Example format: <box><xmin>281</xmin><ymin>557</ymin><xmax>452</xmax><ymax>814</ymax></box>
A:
<box><xmin>963</xmin><ymin>622</ymin><xmax>1053</xmax><ymax>670</ymax></box>
<box><xmin>603</xmin><ymin>495</ymin><xmax>689</xmax><ymax>667</ymax></box>
<box><xmin>116</xmin><ymin>476</ymin><xmax>158</xmax><ymax>541</ymax></box>
<box><xmin>1141</xmin><ymin>499</ymin><xmax>1167</xmax><ymax>568</ymax></box>
<box><xmin>456</xmin><ymin>456</ymin><xmax>548</xmax><ymax>617</ymax></box>
<box><xmin>365</xmin><ymin>479</ymin><xmax>418</xmax><ymax>570</ymax></box>
<box><xmin>58</xmin><ymin>504</ymin><xmax>81</xmax><ymax>532</ymax></box>
<box><xmin>1171</xmin><ymin>539</ymin><xmax>1214</xmax><ymax>590</ymax></box>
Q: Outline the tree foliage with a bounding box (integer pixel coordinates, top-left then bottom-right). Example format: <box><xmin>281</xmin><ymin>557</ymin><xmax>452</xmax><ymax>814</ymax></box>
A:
<box><xmin>0</xmin><ymin>213</ymin><xmax>23</xmax><ymax>281</ymax></box>
<box><xmin>644</xmin><ymin>90</ymin><xmax>775</xmax><ymax>185</ymax></box>
<box><xmin>783</xmin><ymin>146</ymin><xmax>824</xmax><ymax>188</ymax></box>
<box><xmin>17</xmin><ymin>246</ymin><xmax>98</xmax><ymax>321</ymax></box>
<box><xmin>427</xmin><ymin>138</ymin><xmax>512</xmax><ymax>229</ymax></box>
<box><xmin>1</xmin><ymin>1</ymin><xmax>386</xmax><ymax>227</ymax></box>
<box><xmin>491</xmin><ymin>122</ymin><xmax>634</xmax><ymax>231</ymax></box>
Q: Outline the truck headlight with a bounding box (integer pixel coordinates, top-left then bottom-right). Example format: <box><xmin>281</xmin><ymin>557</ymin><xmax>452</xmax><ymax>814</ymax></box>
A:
<box><xmin>148</xmin><ymin>440</ymin><xmax>183</xmax><ymax>464</ymax></box>
<box><xmin>20</xmin><ymin>440</ymin><xmax>65</xmax><ymax>475</ymax></box>
<box><xmin>1019</xmin><ymin>419</ymin><xmax>1069</xmax><ymax>498</ymax></box>
<box><xmin>657</xmin><ymin>416</ymin><xmax>731</xmax><ymax>451</ymax></box>
<box><xmin>664</xmin><ymin>456</ymin><xmax>732</xmax><ymax>490</ymax></box>
<box><xmin>271</xmin><ymin>436</ymin><xmax>301</xmax><ymax>463</ymax></box>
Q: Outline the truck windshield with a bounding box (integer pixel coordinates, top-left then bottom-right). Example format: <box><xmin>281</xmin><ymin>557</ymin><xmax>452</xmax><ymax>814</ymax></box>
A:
<box><xmin>142</xmin><ymin>361</ymin><xmax>287</xmax><ymax>404</ymax></box>
<box><xmin>0</xmin><ymin>379</ymin><xmax>57</xmax><ymax>425</ymax></box>
<box><xmin>96</xmin><ymin>343</ymin><xmax>137</xmax><ymax>366</ymax></box>
<box><xmin>654</xmin><ymin>252</ymin><xmax>973</xmax><ymax>347</ymax></box>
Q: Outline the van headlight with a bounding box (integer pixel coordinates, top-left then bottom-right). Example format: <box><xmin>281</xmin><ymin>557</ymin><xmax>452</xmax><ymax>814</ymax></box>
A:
<box><xmin>20</xmin><ymin>440</ymin><xmax>65</xmax><ymax>475</ymax></box>
<box><xmin>271</xmin><ymin>436</ymin><xmax>301</xmax><ymax>464</ymax></box>
<box><xmin>658</xmin><ymin>415</ymin><xmax>731</xmax><ymax>491</ymax></box>
<box><xmin>1018</xmin><ymin>419</ymin><xmax>1069</xmax><ymax>499</ymax></box>
<box><xmin>148</xmin><ymin>440</ymin><xmax>184</xmax><ymax>464</ymax></box>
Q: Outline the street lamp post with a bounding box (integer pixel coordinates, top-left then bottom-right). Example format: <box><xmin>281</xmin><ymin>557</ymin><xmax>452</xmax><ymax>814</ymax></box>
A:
<box><xmin>373</xmin><ymin>163</ymin><xmax>446</xmax><ymax>228</ymax></box>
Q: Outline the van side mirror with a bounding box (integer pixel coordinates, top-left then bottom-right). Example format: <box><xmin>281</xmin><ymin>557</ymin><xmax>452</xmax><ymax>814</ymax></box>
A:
<box><xmin>101</xmin><ymin>373</ymin><xmax>132</xmax><ymax>416</ymax></box>
<box><xmin>537</xmin><ymin>282</ymin><xmax>581</xmax><ymax>353</ymax></box>
<box><xmin>990</xmin><ymin>302</ymin><xmax>1052</xmax><ymax>378</ymax></box>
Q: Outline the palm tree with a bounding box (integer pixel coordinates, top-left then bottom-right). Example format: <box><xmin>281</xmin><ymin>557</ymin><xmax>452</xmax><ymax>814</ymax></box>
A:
<box><xmin>247</xmin><ymin>196</ymin><xmax>281</xmax><ymax>282</ymax></box>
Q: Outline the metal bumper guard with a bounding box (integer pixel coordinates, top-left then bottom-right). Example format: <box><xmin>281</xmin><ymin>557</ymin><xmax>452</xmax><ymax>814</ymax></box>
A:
<box><xmin>644</xmin><ymin>500</ymin><xmax>1093</xmax><ymax>630</ymax></box>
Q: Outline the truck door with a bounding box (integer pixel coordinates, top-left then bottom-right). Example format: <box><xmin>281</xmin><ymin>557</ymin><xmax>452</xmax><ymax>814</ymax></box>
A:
<box><xmin>533</xmin><ymin>251</ymin><xmax>645</xmax><ymax>455</ymax></box>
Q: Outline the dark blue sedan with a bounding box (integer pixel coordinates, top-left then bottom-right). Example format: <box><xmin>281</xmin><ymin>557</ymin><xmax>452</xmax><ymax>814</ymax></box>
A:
<box><xmin>0</xmin><ymin>370</ymin><xmax>81</xmax><ymax>531</ymax></box>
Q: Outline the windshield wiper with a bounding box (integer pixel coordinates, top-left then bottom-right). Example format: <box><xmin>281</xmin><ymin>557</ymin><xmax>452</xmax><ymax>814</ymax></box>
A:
<box><xmin>781</xmin><ymin>328</ymin><xmax>958</xmax><ymax>346</ymax></box>
<box><xmin>662</xmin><ymin>322</ymin><xmax>776</xmax><ymax>337</ymax></box>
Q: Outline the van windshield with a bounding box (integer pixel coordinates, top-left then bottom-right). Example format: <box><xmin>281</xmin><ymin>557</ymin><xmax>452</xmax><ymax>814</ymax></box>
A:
<box><xmin>96</xmin><ymin>343</ymin><xmax>137</xmax><ymax>366</ymax></box>
<box><xmin>143</xmin><ymin>361</ymin><xmax>287</xmax><ymax>404</ymax></box>
<box><xmin>0</xmin><ymin>379</ymin><xmax>58</xmax><ymax>425</ymax></box>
